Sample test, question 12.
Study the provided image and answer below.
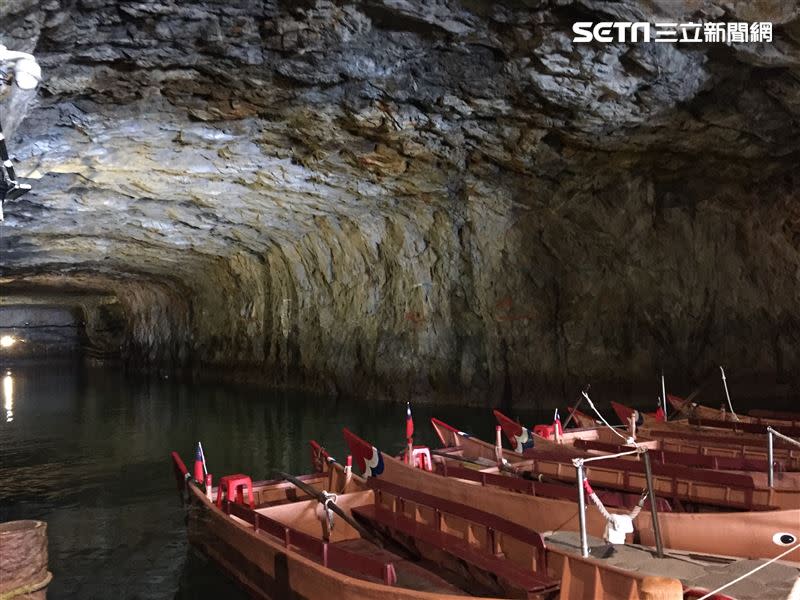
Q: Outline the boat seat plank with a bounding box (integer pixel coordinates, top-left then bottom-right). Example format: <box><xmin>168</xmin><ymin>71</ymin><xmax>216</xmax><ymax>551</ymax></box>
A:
<box><xmin>436</xmin><ymin>462</ymin><xmax>672</xmax><ymax>512</ymax></box>
<box><xmin>368</xmin><ymin>478</ymin><xmax>549</xmax><ymax>554</ymax></box>
<box><xmin>573</xmin><ymin>439</ymin><xmax>779</xmax><ymax>472</ymax></box>
<box><xmin>520</xmin><ymin>449</ymin><xmax>779</xmax><ymax>510</ymax></box>
<box><xmin>646</xmin><ymin>427</ymin><xmax>800</xmax><ymax>450</ymax></box>
<box><xmin>225</xmin><ymin>501</ymin><xmax>397</xmax><ymax>584</ymax></box>
<box><xmin>688</xmin><ymin>418</ymin><xmax>800</xmax><ymax>437</ymax></box>
<box><xmin>523</xmin><ymin>449</ymin><xmax>757</xmax><ymax>488</ymax></box>
<box><xmin>332</xmin><ymin>538</ymin><xmax>467</xmax><ymax>594</ymax></box>
<box><xmin>352</xmin><ymin>503</ymin><xmax>559</xmax><ymax>595</ymax></box>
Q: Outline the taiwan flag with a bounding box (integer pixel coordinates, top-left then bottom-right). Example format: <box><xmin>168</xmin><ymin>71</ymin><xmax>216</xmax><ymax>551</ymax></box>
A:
<box><xmin>406</xmin><ymin>402</ymin><xmax>414</xmax><ymax>440</ymax></box>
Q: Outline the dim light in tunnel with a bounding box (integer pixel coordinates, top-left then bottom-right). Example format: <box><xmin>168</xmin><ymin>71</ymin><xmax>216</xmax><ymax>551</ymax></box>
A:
<box><xmin>0</xmin><ymin>335</ymin><xmax>18</xmax><ymax>348</ymax></box>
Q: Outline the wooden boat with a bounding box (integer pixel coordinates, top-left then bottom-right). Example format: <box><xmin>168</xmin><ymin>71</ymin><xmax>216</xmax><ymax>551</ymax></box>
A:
<box><xmin>343</xmin><ymin>429</ymin><xmax>800</xmax><ymax>596</ymax></box>
<box><xmin>170</xmin><ymin>446</ymin><xmax>704</xmax><ymax>600</ymax></box>
<box><xmin>491</xmin><ymin>410</ymin><xmax>800</xmax><ymax>474</ymax></box>
<box><xmin>492</xmin><ymin>409</ymin><xmax>800</xmax><ymax>510</ymax></box>
<box><xmin>667</xmin><ymin>395</ymin><xmax>800</xmax><ymax>428</ymax></box>
<box><xmin>609</xmin><ymin>401</ymin><xmax>670</xmax><ymax>427</ymax></box>
<box><xmin>432</xmin><ymin>417</ymin><xmax>800</xmax><ymax>563</ymax></box>
<box><xmin>171</xmin><ymin>449</ymin><xmax>569</xmax><ymax>600</ymax></box>
<box><xmin>639</xmin><ymin>425</ymin><xmax>800</xmax><ymax>467</ymax></box>
<box><xmin>605</xmin><ymin>401</ymin><xmax>800</xmax><ymax>468</ymax></box>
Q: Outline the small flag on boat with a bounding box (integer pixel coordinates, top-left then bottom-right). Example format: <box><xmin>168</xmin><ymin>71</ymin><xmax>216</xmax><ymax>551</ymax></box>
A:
<box><xmin>493</xmin><ymin>409</ymin><xmax>534</xmax><ymax>453</ymax></box>
<box><xmin>193</xmin><ymin>442</ymin><xmax>205</xmax><ymax>483</ymax></box>
<box><xmin>343</xmin><ymin>428</ymin><xmax>384</xmax><ymax>478</ymax></box>
<box><xmin>655</xmin><ymin>398</ymin><xmax>666</xmax><ymax>422</ymax></box>
<box><xmin>406</xmin><ymin>402</ymin><xmax>414</xmax><ymax>440</ymax></box>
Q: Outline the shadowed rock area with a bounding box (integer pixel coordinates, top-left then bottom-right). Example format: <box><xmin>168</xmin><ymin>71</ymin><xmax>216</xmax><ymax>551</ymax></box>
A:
<box><xmin>1</xmin><ymin>1</ymin><xmax>799</xmax><ymax>406</ymax></box>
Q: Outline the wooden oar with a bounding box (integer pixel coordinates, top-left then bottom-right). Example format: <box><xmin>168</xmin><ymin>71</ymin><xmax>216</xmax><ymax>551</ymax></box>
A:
<box><xmin>429</xmin><ymin>448</ymin><xmax>495</xmax><ymax>467</ymax></box>
<box><xmin>669</xmin><ymin>376</ymin><xmax>712</xmax><ymax>419</ymax></box>
<box><xmin>562</xmin><ymin>384</ymin><xmax>591</xmax><ymax>428</ymax></box>
<box><xmin>429</xmin><ymin>448</ymin><xmax>561</xmax><ymax>482</ymax></box>
<box><xmin>274</xmin><ymin>471</ymin><xmax>383</xmax><ymax>547</ymax></box>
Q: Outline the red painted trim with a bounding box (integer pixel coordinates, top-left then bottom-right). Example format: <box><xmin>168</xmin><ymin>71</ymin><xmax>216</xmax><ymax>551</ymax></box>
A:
<box><xmin>683</xmin><ymin>587</ymin><xmax>737</xmax><ymax>600</ymax></box>
<box><xmin>171</xmin><ymin>451</ymin><xmax>190</xmax><ymax>496</ymax></box>
<box><xmin>171</xmin><ymin>451</ymin><xmax>188</xmax><ymax>477</ymax></box>
<box><xmin>430</xmin><ymin>417</ymin><xmax>460</xmax><ymax>434</ymax></box>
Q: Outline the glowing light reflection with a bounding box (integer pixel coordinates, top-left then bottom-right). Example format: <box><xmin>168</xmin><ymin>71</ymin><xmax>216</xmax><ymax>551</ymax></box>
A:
<box><xmin>0</xmin><ymin>335</ymin><xmax>16</xmax><ymax>348</ymax></box>
<box><xmin>3</xmin><ymin>371</ymin><xmax>13</xmax><ymax>423</ymax></box>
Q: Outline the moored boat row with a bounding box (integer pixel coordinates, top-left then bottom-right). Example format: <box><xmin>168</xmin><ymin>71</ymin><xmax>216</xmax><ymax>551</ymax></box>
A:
<box><xmin>170</xmin><ymin>397</ymin><xmax>800</xmax><ymax>600</ymax></box>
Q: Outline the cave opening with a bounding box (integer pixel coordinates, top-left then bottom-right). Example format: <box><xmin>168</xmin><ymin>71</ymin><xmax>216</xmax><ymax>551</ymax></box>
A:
<box><xmin>0</xmin><ymin>288</ymin><xmax>125</xmax><ymax>363</ymax></box>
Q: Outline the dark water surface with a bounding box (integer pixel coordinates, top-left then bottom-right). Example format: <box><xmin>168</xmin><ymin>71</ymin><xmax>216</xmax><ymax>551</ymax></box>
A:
<box><xmin>0</xmin><ymin>361</ymin><xmax>554</xmax><ymax>599</ymax></box>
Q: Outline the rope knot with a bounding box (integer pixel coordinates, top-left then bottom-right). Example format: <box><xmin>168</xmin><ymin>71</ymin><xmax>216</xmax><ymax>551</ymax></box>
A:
<box><xmin>319</xmin><ymin>490</ymin><xmax>338</xmax><ymax>532</ymax></box>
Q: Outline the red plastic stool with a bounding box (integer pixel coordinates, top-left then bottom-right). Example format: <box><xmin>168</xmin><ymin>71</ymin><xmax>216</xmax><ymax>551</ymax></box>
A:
<box><xmin>410</xmin><ymin>447</ymin><xmax>432</xmax><ymax>471</ymax></box>
<box><xmin>216</xmin><ymin>474</ymin><xmax>254</xmax><ymax>509</ymax></box>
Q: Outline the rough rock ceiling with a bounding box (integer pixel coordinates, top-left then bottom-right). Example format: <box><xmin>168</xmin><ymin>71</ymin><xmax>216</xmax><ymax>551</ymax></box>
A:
<box><xmin>1</xmin><ymin>0</ymin><xmax>799</xmax><ymax>404</ymax></box>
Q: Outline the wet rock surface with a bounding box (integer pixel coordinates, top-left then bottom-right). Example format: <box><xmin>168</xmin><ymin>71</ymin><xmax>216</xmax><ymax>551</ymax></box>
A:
<box><xmin>1</xmin><ymin>1</ymin><xmax>799</xmax><ymax>405</ymax></box>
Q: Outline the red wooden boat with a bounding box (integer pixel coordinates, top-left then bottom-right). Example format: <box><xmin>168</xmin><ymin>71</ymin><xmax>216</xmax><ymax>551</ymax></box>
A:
<box><xmin>667</xmin><ymin>395</ymin><xmax>800</xmax><ymax>428</ymax></box>
<box><xmin>436</xmin><ymin>416</ymin><xmax>800</xmax><ymax>563</ymax></box>
<box><xmin>606</xmin><ymin>401</ymin><xmax>800</xmax><ymax>468</ymax></box>
<box><xmin>609</xmin><ymin>401</ymin><xmax>667</xmax><ymax>427</ymax></box>
<box><xmin>343</xmin><ymin>428</ymin><xmax>800</xmax><ymax>597</ymax></box>
<box><xmin>492</xmin><ymin>409</ymin><xmax>800</xmax><ymax>510</ymax></box>
<box><xmin>641</xmin><ymin>427</ymin><xmax>800</xmax><ymax>466</ymax></box>
<box><xmin>170</xmin><ymin>448</ymin><xmax>566</xmax><ymax>600</ymax></box>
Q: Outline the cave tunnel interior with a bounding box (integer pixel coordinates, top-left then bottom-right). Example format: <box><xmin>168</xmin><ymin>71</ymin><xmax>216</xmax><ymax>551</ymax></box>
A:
<box><xmin>3</xmin><ymin>3</ymin><xmax>800</xmax><ymax>599</ymax></box>
<box><xmin>1</xmin><ymin>1</ymin><xmax>800</xmax><ymax>408</ymax></box>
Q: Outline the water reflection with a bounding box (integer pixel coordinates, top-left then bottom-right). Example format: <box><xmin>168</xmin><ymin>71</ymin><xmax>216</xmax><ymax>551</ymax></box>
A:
<box><xmin>3</xmin><ymin>370</ymin><xmax>12</xmax><ymax>422</ymax></box>
<box><xmin>0</xmin><ymin>362</ymin><xmax>547</xmax><ymax>599</ymax></box>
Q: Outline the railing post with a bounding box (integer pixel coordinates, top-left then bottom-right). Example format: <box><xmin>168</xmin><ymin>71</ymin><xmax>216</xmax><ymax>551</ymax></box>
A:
<box><xmin>768</xmin><ymin>427</ymin><xmax>774</xmax><ymax>488</ymax></box>
<box><xmin>642</xmin><ymin>451</ymin><xmax>663</xmax><ymax>558</ymax></box>
<box><xmin>574</xmin><ymin>458</ymin><xmax>589</xmax><ymax>558</ymax></box>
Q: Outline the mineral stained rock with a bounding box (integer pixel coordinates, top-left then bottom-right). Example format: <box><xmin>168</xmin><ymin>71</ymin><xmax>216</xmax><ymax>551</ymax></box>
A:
<box><xmin>1</xmin><ymin>1</ymin><xmax>799</xmax><ymax>405</ymax></box>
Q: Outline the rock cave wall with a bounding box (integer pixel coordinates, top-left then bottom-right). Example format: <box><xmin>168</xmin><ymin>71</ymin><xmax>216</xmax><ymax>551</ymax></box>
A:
<box><xmin>1</xmin><ymin>1</ymin><xmax>799</xmax><ymax>405</ymax></box>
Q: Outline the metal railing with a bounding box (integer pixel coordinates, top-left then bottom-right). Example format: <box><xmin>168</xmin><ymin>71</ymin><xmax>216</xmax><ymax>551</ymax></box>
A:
<box><xmin>572</xmin><ymin>448</ymin><xmax>663</xmax><ymax>558</ymax></box>
<box><xmin>767</xmin><ymin>426</ymin><xmax>800</xmax><ymax>487</ymax></box>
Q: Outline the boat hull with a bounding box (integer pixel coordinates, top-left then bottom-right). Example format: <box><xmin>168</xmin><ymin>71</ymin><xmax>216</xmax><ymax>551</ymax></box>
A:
<box><xmin>176</xmin><ymin>458</ymin><xmax>496</xmax><ymax>600</ymax></box>
<box><xmin>429</xmin><ymin>419</ymin><xmax>800</xmax><ymax>563</ymax></box>
<box><xmin>342</xmin><ymin>430</ymin><xmax>685</xmax><ymax>600</ymax></box>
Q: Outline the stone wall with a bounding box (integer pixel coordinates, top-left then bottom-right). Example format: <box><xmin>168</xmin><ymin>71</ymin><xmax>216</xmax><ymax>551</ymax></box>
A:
<box><xmin>1</xmin><ymin>1</ymin><xmax>799</xmax><ymax>405</ymax></box>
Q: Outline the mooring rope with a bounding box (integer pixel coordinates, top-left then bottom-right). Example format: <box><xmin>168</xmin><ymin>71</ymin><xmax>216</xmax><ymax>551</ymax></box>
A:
<box><xmin>694</xmin><ymin>542</ymin><xmax>800</xmax><ymax>600</ymax></box>
<box><xmin>320</xmin><ymin>490</ymin><xmax>337</xmax><ymax>531</ymax></box>
<box><xmin>581</xmin><ymin>391</ymin><xmax>643</xmax><ymax>449</ymax></box>
<box><xmin>0</xmin><ymin>571</ymin><xmax>52</xmax><ymax>600</ymax></box>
